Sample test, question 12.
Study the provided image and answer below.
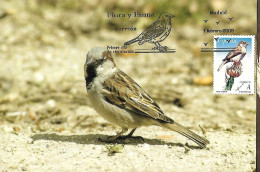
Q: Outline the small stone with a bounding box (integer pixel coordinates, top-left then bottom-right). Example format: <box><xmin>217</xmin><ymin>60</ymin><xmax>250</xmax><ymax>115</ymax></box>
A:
<box><xmin>13</xmin><ymin>126</ymin><xmax>20</xmax><ymax>134</ymax></box>
<box><xmin>128</xmin><ymin>152</ymin><xmax>134</xmax><ymax>157</ymax></box>
<box><xmin>27</xmin><ymin>138</ymin><xmax>33</xmax><ymax>144</ymax></box>
<box><xmin>70</xmin><ymin>88</ymin><xmax>78</xmax><ymax>94</ymax></box>
<box><xmin>7</xmin><ymin>93</ymin><xmax>19</xmax><ymax>101</ymax></box>
<box><xmin>3</xmin><ymin>126</ymin><xmax>14</xmax><ymax>133</ymax></box>
<box><xmin>6</xmin><ymin>111</ymin><xmax>26</xmax><ymax>117</ymax></box>
<box><xmin>10</xmin><ymin>165</ymin><xmax>18</xmax><ymax>169</ymax></box>
<box><xmin>6</xmin><ymin>111</ymin><xmax>26</xmax><ymax>122</ymax></box>
<box><xmin>142</xmin><ymin>143</ymin><xmax>150</xmax><ymax>150</ymax></box>
<box><xmin>46</xmin><ymin>99</ymin><xmax>56</xmax><ymax>110</ymax></box>
<box><xmin>5</xmin><ymin>147</ymin><xmax>12</xmax><ymax>152</ymax></box>
<box><xmin>33</xmin><ymin>72</ymin><xmax>44</xmax><ymax>84</ymax></box>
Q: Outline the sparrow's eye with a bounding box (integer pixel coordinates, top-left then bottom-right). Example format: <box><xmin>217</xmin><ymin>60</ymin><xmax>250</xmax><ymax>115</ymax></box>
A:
<box><xmin>94</xmin><ymin>58</ymin><xmax>105</xmax><ymax>67</ymax></box>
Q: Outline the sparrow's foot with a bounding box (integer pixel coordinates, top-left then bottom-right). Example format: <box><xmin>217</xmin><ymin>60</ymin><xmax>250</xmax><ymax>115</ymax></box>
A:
<box><xmin>98</xmin><ymin>128</ymin><xmax>143</xmax><ymax>143</ymax></box>
<box><xmin>117</xmin><ymin>128</ymin><xmax>143</xmax><ymax>141</ymax></box>
<box><xmin>98</xmin><ymin>135</ymin><xmax>144</xmax><ymax>143</ymax></box>
<box><xmin>118</xmin><ymin>135</ymin><xmax>145</xmax><ymax>142</ymax></box>
<box><xmin>98</xmin><ymin>136</ymin><xmax>118</xmax><ymax>143</ymax></box>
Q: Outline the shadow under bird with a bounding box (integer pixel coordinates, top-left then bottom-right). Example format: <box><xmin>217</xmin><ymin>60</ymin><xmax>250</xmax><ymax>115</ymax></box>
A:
<box><xmin>123</xmin><ymin>12</ymin><xmax>175</xmax><ymax>52</ymax></box>
<box><xmin>84</xmin><ymin>47</ymin><xmax>209</xmax><ymax>148</ymax></box>
<box><xmin>217</xmin><ymin>41</ymin><xmax>249</xmax><ymax>72</ymax></box>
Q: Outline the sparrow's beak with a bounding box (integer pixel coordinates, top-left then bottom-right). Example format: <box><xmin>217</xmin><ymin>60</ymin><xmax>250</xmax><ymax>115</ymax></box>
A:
<box><xmin>171</xmin><ymin>14</ymin><xmax>175</xmax><ymax>19</ymax></box>
<box><xmin>86</xmin><ymin>58</ymin><xmax>93</xmax><ymax>65</ymax></box>
<box><xmin>246</xmin><ymin>43</ymin><xmax>249</xmax><ymax>45</ymax></box>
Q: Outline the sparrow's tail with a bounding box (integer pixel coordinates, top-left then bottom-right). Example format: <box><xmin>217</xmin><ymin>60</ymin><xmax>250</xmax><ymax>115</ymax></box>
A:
<box><xmin>160</xmin><ymin>122</ymin><xmax>210</xmax><ymax>148</ymax></box>
<box><xmin>124</xmin><ymin>37</ymin><xmax>139</xmax><ymax>46</ymax></box>
<box><xmin>217</xmin><ymin>61</ymin><xmax>227</xmax><ymax>72</ymax></box>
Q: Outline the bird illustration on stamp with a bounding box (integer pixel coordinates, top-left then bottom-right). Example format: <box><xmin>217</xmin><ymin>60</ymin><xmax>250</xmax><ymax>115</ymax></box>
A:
<box><xmin>217</xmin><ymin>41</ymin><xmax>249</xmax><ymax>91</ymax></box>
<box><xmin>122</xmin><ymin>12</ymin><xmax>175</xmax><ymax>52</ymax></box>
<box><xmin>213</xmin><ymin>35</ymin><xmax>255</xmax><ymax>94</ymax></box>
<box><xmin>217</xmin><ymin>41</ymin><xmax>249</xmax><ymax>72</ymax></box>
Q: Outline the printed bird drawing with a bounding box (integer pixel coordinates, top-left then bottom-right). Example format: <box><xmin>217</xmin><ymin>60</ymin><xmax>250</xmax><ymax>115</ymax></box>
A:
<box><xmin>217</xmin><ymin>41</ymin><xmax>249</xmax><ymax>72</ymax></box>
<box><xmin>123</xmin><ymin>12</ymin><xmax>175</xmax><ymax>52</ymax></box>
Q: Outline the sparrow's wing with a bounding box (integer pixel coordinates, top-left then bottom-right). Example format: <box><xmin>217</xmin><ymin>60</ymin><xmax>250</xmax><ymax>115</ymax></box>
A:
<box><xmin>102</xmin><ymin>70</ymin><xmax>174</xmax><ymax>123</ymax></box>
<box><xmin>140</xmin><ymin>20</ymin><xmax>166</xmax><ymax>41</ymax></box>
<box><xmin>223</xmin><ymin>46</ymin><xmax>242</xmax><ymax>61</ymax></box>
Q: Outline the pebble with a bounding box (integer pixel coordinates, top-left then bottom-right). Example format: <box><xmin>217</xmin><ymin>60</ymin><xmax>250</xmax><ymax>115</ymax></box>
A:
<box><xmin>7</xmin><ymin>93</ymin><xmax>19</xmax><ymax>101</ymax></box>
<box><xmin>142</xmin><ymin>143</ymin><xmax>150</xmax><ymax>150</ymax></box>
<box><xmin>46</xmin><ymin>99</ymin><xmax>56</xmax><ymax>110</ymax></box>
<box><xmin>6</xmin><ymin>111</ymin><xmax>26</xmax><ymax>117</ymax></box>
<box><xmin>26</xmin><ymin>138</ymin><xmax>33</xmax><ymax>144</ymax></box>
<box><xmin>33</xmin><ymin>72</ymin><xmax>44</xmax><ymax>84</ymax></box>
<box><xmin>3</xmin><ymin>126</ymin><xmax>14</xmax><ymax>133</ymax></box>
<box><xmin>127</xmin><ymin>152</ymin><xmax>134</xmax><ymax>157</ymax></box>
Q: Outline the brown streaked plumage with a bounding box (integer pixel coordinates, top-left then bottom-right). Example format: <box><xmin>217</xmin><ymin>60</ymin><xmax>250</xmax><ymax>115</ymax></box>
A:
<box><xmin>102</xmin><ymin>51</ymin><xmax>115</xmax><ymax>65</ymax></box>
<box><xmin>102</xmin><ymin>69</ymin><xmax>173</xmax><ymax>123</ymax></box>
<box><xmin>85</xmin><ymin>47</ymin><xmax>210</xmax><ymax>148</ymax></box>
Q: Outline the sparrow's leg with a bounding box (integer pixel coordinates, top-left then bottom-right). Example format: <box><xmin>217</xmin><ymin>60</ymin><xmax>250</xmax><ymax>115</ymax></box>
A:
<box><xmin>118</xmin><ymin>128</ymin><xmax>136</xmax><ymax>138</ymax></box>
<box><xmin>118</xmin><ymin>128</ymin><xmax>144</xmax><ymax>141</ymax></box>
<box><xmin>127</xmin><ymin>128</ymin><xmax>137</xmax><ymax>137</ymax></box>
<box><xmin>98</xmin><ymin>128</ymin><xmax>128</xmax><ymax>143</ymax></box>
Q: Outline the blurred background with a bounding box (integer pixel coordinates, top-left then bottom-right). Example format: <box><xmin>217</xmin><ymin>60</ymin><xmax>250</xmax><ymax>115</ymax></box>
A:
<box><xmin>0</xmin><ymin>0</ymin><xmax>256</xmax><ymax>148</ymax></box>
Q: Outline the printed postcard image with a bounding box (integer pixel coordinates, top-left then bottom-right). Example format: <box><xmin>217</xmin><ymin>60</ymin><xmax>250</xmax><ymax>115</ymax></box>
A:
<box><xmin>0</xmin><ymin>0</ymin><xmax>257</xmax><ymax>171</ymax></box>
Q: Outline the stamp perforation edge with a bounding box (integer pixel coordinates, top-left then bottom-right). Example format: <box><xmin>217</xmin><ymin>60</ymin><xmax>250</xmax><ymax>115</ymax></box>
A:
<box><xmin>213</xmin><ymin>35</ymin><xmax>255</xmax><ymax>95</ymax></box>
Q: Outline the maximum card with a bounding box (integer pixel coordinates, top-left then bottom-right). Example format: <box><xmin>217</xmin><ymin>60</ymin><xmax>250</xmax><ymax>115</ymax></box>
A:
<box><xmin>213</xmin><ymin>35</ymin><xmax>255</xmax><ymax>94</ymax></box>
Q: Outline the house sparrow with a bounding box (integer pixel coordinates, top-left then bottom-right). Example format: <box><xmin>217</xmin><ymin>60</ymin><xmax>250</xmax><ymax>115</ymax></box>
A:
<box><xmin>217</xmin><ymin>41</ymin><xmax>249</xmax><ymax>71</ymax></box>
<box><xmin>84</xmin><ymin>47</ymin><xmax>209</xmax><ymax>148</ymax></box>
<box><xmin>123</xmin><ymin>12</ymin><xmax>175</xmax><ymax>52</ymax></box>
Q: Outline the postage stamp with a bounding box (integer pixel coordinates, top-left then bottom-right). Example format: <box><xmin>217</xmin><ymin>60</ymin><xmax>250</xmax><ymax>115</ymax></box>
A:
<box><xmin>213</xmin><ymin>35</ymin><xmax>255</xmax><ymax>94</ymax></box>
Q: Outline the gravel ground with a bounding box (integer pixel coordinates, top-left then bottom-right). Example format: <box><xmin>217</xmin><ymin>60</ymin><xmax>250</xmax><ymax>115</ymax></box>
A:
<box><xmin>0</xmin><ymin>126</ymin><xmax>256</xmax><ymax>172</ymax></box>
